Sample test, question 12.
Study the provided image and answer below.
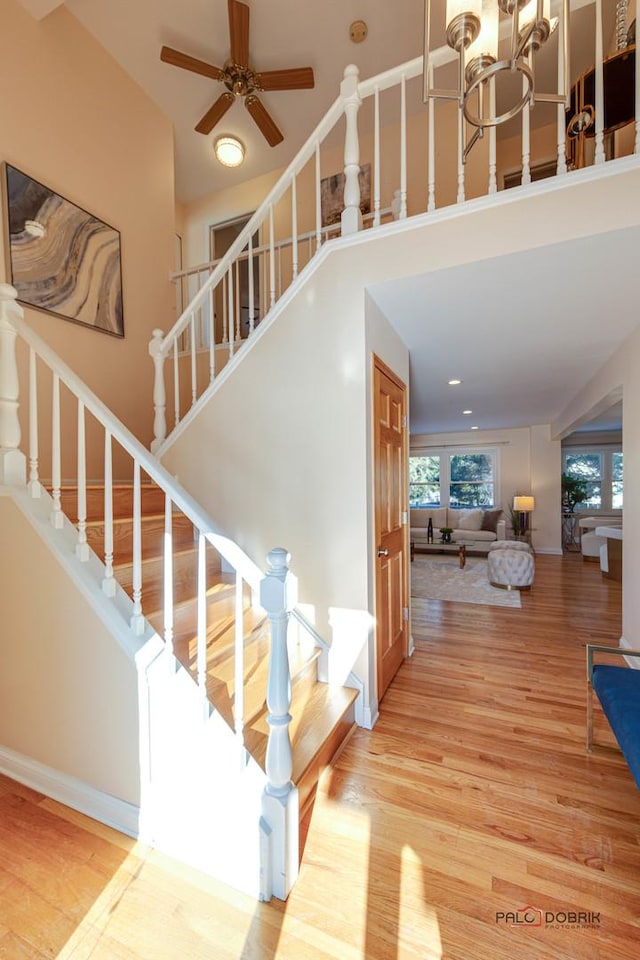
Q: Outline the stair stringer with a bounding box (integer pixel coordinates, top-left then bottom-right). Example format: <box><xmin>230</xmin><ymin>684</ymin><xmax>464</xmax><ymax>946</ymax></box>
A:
<box><xmin>0</xmin><ymin>485</ymin><xmax>268</xmax><ymax>899</ymax></box>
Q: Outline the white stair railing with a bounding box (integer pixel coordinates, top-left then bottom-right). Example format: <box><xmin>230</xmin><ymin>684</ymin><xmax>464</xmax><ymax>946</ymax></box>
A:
<box><xmin>0</xmin><ymin>283</ymin><xmax>302</xmax><ymax>899</ymax></box>
<box><xmin>151</xmin><ymin>2</ymin><xmax>631</xmax><ymax>455</ymax></box>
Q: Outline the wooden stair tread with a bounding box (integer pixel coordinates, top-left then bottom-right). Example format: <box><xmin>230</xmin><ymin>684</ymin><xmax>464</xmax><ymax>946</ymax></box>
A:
<box><xmin>245</xmin><ymin>678</ymin><xmax>358</xmax><ymax>783</ymax></box>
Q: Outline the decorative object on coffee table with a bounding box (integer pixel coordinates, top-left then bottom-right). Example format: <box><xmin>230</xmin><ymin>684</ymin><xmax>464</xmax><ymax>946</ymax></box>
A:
<box><xmin>440</xmin><ymin>527</ymin><xmax>453</xmax><ymax>543</ymax></box>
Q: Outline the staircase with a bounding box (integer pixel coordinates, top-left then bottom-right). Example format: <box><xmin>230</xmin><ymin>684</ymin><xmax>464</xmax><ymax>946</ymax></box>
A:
<box><xmin>55</xmin><ymin>480</ymin><xmax>358</xmax><ymax>822</ymax></box>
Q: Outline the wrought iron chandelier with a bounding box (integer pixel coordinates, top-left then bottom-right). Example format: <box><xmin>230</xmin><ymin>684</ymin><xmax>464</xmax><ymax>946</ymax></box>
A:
<box><xmin>423</xmin><ymin>1</ymin><xmax>569</xmax><ymax>145</ymax></box>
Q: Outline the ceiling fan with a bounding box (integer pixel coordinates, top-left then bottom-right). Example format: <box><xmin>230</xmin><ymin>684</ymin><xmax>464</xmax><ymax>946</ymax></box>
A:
<box><xmin>160</xmin><ymin>0</ymin><xmax>315</xmax><ymax>147</ymax></box>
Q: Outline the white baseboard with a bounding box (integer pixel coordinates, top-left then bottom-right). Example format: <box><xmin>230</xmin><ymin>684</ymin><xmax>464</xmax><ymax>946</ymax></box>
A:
<box><xmin>0</xmin><ymin>744</ymin><xmax>140</xmax><ymax>838</ymax></box>
<box><xmin>535</xmin><ymin>547</ymin><xmax>564</xmax><ymax>555</ymax></box>
<box><xmin>361</xmin><ymin>705</ymin><xmax>379</xmax><ymax>730</ymax></box>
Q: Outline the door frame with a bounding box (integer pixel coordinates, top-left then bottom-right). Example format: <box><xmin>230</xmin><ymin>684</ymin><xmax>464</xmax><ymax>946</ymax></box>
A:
<box><xmin>372</xmin><ymin>353</ymin><xmax>410</xmax><ymax>705</ymax></box>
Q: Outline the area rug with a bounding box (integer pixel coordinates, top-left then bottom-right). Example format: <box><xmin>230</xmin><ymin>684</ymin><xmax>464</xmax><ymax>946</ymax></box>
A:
<box><xmin>410</xmin><ymin>556</ymin><xmax>521</xmax><ymax>608</ymax></box>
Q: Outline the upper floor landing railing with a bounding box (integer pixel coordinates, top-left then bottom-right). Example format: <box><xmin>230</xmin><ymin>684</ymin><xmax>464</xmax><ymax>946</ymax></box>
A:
<box><xmin>149</xmin><ymin>0</ymin><xmax>640</xmax><ymax>453</ymax></box>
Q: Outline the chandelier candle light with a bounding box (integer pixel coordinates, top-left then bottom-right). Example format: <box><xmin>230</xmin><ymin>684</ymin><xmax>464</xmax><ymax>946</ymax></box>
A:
<box><xmin>423</xmin><ymin>0</ymin><xmax>569</xmax><ymax>157</ymax></box>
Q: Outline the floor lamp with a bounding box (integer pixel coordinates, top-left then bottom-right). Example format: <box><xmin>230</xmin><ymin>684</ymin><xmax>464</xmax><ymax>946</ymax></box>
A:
<box><xmin>513</xmin><ymin>495</ymin><xmax>535</xmax><ymax>539</ymax></box>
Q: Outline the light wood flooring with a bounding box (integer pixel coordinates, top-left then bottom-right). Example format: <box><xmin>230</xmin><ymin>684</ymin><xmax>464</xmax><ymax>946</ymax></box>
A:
<box><xmin>2</xmin><ymin>552</ymin><xmax>639</xmax><ymax>959</ymax></box>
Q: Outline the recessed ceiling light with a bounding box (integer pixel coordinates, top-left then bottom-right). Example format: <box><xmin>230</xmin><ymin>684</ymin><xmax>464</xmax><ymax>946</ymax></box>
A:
<box><xmin>448</xmin><ymin>379</ymin><xmax>462</xmax><ymax>385</ymax></box>
<box><xmin>462</xmin><ymin>409</ymin><xmax>472</xmax><ymax>415</ymax></box>
<box><xmin>214</xmin><ymin>135</ymin><xmax>245</xmax><ymax>167</ymax></box>
<box><xmin>471</xmin><ymin>425</ymin><xmax>479</xmax><ymax>430</ymax></box>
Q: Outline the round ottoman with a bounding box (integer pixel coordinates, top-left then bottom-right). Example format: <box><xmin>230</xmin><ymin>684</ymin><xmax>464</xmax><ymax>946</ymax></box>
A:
<box><xmin>487</xmin><ymin>546</ymin><xmax>535</xmax><ymax>590</ymax></box>
<box><xmin>488</xmin><ymin>540</ymin><xmax>532</xmax><ymax>554</ymax></box>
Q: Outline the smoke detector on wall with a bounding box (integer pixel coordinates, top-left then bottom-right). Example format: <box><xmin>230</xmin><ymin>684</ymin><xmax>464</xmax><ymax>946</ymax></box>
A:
<box><xmin>349</xmin><ymin>20</ymin><xmax>368</xmax><ymax>43</ymax></box>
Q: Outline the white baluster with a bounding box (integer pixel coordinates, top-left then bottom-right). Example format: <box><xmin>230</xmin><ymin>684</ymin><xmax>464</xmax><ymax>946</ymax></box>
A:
<box><xmin>234</xmin><ymin>570</ymin><xmax>245</xmax><ymax>758</ymax></box>
<box><xmin>228</xmin><ymin>265</ymin><xmax>235</xmax><ymax>358</ymax></box>
<box><xmin>399</xmin><ymin>74</ymin><xmax>408</xmax><ymax>218</ymax></box>
<box><xmin>456</xmin><ymin>94</ymin><xmax>465</xmax><ymax>203</ymax></box>
<box><xmin>521</xmin><ymin>66</ymin><xmax>531</xmax><ymax>185</ymax></box>
<box><xmin>427</xmin><ymin>65</ymin><xmax>436</xmax><ymax>212</ymax></box>
<box><xmin>173</xmin><ymin>339</ymin><xmax>180</xmax><ymax>427</ymax></box>
<box><xmin>190</xmin><ymin>315</ymin><xmax>197</xmax><ymax>408</ymax></box>
<box><xmin>163</xmin><ymin>493</ymin><xmax>174</xmax><ymax>657</ymax></box>
<box><xmin>489</xmin><ymin>78</ymin><xmax>497</xmax><ymax>194</ymax></box>
<box><xmin>315</xmin><ymin>142</ymin><xmax>322</xmax><ymax>251</ymax></box>
<box><xmin>291</xmin><ymin>176</ymin><xmax>299</xmax><ymax>280</ymax></box>
<box><xmin>269</xmin><ymin>205</ymin><xmax>276</xmax><ymax>309</ymax></box>
<box><xmin>0</xmin><ymin>284</ymin><xmax>26</xmax><ymax>485</ymax></box>
<box><xmin>260</xmin><ymin>547</ymin><xmax>299</xmax><ymax>901</ymax></box>
<box><xmin>340</xmin><ymin>64</ymin><xmax>363</xmax><ymax>235</ymax></box>
<box><xmin>235</xmin><ymin>259</ymin><xmax>241</xmax><ymax>339</ymax></box>
<box><xmin>222</xmin><ymin>273</ymin><xmax>228</xmax><ymax>343</ymax></box>
<box><xmin>249</xmin><ymin>233</ymin><xmax>256</xmax><ymax>332</ymax></box>
<box><xmin>76</xmin><ymin>400</ymin><xmax>89</xmax><ymax>561</ymax></box>
<box><xmin>594</xmin><ymin>0</ymin><xmax>605</xmax><ymax>164</ymax></box>
<box><xmin>373</xmin><ymin>86</ymin><xmax>381</xmax><ymax>227</ymax></box>
<box><xmin>51</xmin><ymin>373</ymin><xmax>63</xmax><ymax>529</ymax></box>
<box><xmin>636</xmin><ymin>0</ymin><xmax>640</xmax><ymax>154</ymax></box>
<box><xmin>197</xmin><ymin>531</ymin><xmax>208</xmax><ymax>709</ymax></box>
<box><xmin>130</xmin><ymin>460</ymin><xmax>144</xmax><ymax>634</ymax></box>
<box><xmin>556</xmin><ymin>0</ymin><xmax>568</xmax><ymax>174</ymax></box>
<box><xmin>148</xmin><ymin>329</ymin><xmax>166</xmax><ymax>454</ymax></box>
<box><xmin>28</xmin><ymin>347</ymin><xmax>40</xmax><ymax>496</ymax></box>
<box><xmin>208</xmin><ymin>286</ymin><xmax>215</xmax><ymax>383</ymax></box>
<box><xmin>102</xmin><ymin>431</ymin><xmax>116</xmax><ymax>596</ymax></box>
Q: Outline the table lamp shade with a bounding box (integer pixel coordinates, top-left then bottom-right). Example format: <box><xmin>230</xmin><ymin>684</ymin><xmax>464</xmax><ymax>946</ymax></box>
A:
<box><xmin>513</xmin><ymin>495</ymin><xmax>535</xmax><ymax>512</ymax></box>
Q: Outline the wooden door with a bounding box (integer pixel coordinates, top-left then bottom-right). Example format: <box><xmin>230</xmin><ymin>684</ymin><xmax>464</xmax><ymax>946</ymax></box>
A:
<box><xmin>373</xmin><ymin>356</ymin><xmax>409</xmax><ymax>702</ymax></box>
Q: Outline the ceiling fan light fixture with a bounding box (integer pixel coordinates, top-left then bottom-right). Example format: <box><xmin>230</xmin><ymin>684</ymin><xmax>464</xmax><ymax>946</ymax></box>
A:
<box><xmin>214</xmin><ymin>135</ymin><xmax>245</xmax><ymax>167</ymax></box>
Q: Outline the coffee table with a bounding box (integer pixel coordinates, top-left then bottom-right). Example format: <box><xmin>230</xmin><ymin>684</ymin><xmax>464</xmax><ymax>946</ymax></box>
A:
<box><xmin>413</xmin><ymin>540</ymin><xmax>470</xmax><ymax>568</ymax></box>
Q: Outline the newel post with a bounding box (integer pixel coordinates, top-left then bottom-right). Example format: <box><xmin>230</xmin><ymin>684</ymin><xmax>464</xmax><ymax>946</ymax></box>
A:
<box><xmin>0</xmin><ymin>284</ymin><xmax>26</xmax><ymax>485</ymax></box>
<box><xmin>148</xmin><ymin>328</ymin><xmax>167</xmax><ymax>454</ymax></box>
<box><xmin>260</xmin><ymin>547</ymin><xmax>299</xmax><ymax>901</ymax></box>
<box><xmin>340</xmin><ymin>64</ymin><xmax>363</xmax><ymax>236</ymax></box>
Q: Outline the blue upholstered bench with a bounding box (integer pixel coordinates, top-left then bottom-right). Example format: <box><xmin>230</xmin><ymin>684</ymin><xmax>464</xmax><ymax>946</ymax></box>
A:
<box><xmin>587</xmin><ymin>645</ymin><xmax>640</xmax><ymax>789</ymax></box>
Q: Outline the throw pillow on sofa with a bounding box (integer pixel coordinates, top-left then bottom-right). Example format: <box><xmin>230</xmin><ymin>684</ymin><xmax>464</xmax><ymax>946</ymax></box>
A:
<box><xmin>453</xmin><ymin>508</ymin><xmax>483</xmax><ymax>531</ymax></box>
<box><xmin>481</xmin><ymin>508</ymin><xmax>503</xmax><ymax>533</ymax></box>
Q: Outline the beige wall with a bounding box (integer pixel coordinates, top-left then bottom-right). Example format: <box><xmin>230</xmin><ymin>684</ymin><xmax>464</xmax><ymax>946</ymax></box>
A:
<box><xmin>0</xmin><ymin>495</ymin><xmax>140</xmax><ymax>803</ymax></box>
<box><xmin>410</xmin><ymin>424</ymin><xmax>562</xmax><ymax>553</ymax></box>
<box><xmin>0</xmin><ymin>0</ymin><xmax>176</xmax><ymax>471</ymax></box>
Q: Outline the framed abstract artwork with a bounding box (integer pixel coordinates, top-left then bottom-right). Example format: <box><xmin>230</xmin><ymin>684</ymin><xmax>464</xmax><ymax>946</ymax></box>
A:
<box><xmin>2</xmin><ymin>164</ymin><xmax>124</xmax><ymax>337</ymax></box>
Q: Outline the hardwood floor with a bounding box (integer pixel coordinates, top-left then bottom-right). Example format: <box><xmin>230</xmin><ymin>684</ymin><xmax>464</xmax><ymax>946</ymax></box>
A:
<box><xmin>2</xmin><ymin>553</ymin><xmax>638</xmax><ymax>959</ymax></box>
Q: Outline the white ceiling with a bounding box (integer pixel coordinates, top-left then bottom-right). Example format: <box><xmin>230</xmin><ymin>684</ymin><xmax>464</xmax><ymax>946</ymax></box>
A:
<box><xmin>369</xmin><ymin>225</ymin><xmax>636</xmax><ymax>435</ymax></box>
<box><xmin>40</xmin><ymin>1</ymin><xmax>631</xmax><ymax>437</ymax></box>
<box><xmin>65</xmin><ymin>0</ymin><xmax>428</xmax><ymax>206</ymax></box>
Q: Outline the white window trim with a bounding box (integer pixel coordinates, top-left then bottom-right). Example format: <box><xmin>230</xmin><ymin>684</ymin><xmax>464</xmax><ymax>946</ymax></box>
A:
<box><xmin>410</xmin><ymin>445</ymin><xmax>501</xmax><ymax>509</ymax></box>
<box><xmin>562</xmin><ymin>445</ymin><xmax>623</xmax><ymax>513</ymax></box>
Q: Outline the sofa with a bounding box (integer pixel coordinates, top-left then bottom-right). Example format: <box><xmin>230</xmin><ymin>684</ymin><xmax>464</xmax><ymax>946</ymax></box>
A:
<box><xmin>410</xmin><ymin>507</ymin><xmax>506</xmax><ymax>551</ymax></box>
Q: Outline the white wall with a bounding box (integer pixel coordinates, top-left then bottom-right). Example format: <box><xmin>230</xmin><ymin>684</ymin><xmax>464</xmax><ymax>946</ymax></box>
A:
<box><xmin>0</xmin><ymin>495</ymin><xmax>140</xmax><ymax>803</ymax></box>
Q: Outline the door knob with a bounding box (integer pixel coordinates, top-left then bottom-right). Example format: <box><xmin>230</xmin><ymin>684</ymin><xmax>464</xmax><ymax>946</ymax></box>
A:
<box><xmin>377</xmin><ymin>547</ymin><xmax>389</xmax><ymax>557</ymax></box>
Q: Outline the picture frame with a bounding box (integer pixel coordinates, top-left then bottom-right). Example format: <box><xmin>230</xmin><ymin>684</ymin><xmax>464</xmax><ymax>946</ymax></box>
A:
<box><xmin>320</xmin><ymin>163</ymin><xmax>372</xmax><ymax>227</ymax></box>
<box><xmin>2</xmin><ymin>163</ymin><xmax>124</xmax><ymax>338</ymax></box>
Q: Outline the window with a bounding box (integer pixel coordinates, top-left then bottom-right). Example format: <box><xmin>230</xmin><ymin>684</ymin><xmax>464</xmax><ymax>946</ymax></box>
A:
<box><xmin>562</xmin><ymin>447</ymin><xmax>623</xmax><ymax>511</ymax></box>
<box><xmin>409</xmin><ymin>448</ymin><xmax>498</xmax><ymax>508</ymax></box>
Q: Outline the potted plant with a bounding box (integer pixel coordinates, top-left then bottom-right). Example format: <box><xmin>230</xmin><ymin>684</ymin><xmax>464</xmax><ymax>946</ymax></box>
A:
<box><xmin>439</xmin><ymin>527</ymin><xmax>454</xmax><ymax>543</ymax></box>
<box><xmin>561</xmin><ymin>472</ymin><xmax>589</xmax><ymax>514</ymax></box>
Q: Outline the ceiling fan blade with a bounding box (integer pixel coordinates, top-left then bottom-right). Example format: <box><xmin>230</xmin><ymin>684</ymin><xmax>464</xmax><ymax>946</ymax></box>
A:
<box><xmin>245</xmin><ymin>95</ymin><xmax>284</xmax><ymax>147</ymax></box>
<box><xmin>160</xmin><ymin>46</ymin><xmax>223</xmax><ymax>81</ymax></box>
<box><xmin>257</xmin><ymin>67</ymin><xmax>315</xmax><ymax>91</ymax></box>
<box><xmin>195</xmin><ymin>92</ymin><xmax>234</xmax><ymax>135</ymax></box>
<box><xmin>228</xmin><ymin>0</ymin><xmax>250</xmax><ymax>67</ymax></box>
